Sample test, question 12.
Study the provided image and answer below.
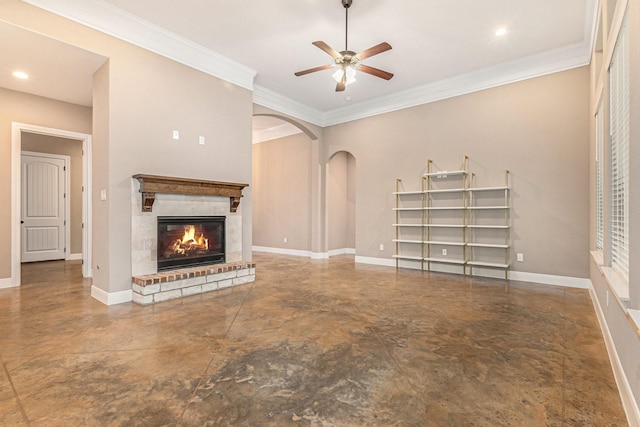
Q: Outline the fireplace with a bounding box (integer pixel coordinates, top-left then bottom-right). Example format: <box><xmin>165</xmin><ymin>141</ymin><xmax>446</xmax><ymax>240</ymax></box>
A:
<box><xmin>157</xmin><ymin>216</ymin><xmax>225</xmax><ymax>271</ymax></box>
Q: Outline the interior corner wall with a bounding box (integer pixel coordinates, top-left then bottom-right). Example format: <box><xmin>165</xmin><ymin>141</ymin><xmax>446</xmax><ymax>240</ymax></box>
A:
<box><xmin>252</xmin><ymin>133</ymin><xmax>312</xmax><ymax>251</ymax></box>
<box><xmin>324</xmin><ymin>66</ymin><xmax>591</xmax><ymax>279</ymax></box>
<box><xmin>2</xmin><ymin>1</ymin><xmax>254</xmax><ymax>296</ymax></box>
<box><xmin>0</xmin><ymin>87</ymin><xmax>92</xmax><ymax>279</ymax></box>
<box><xmin>20</xmin><ymin>133</ymin><xmax>84</xmax><ymax>254</ymax></box>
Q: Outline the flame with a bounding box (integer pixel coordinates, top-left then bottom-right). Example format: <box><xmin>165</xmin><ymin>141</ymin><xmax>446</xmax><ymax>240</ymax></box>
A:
<box><xmin>170</xmin><ymin>225</ymin><xmax>209</xmax><ymax>255</ymax></box>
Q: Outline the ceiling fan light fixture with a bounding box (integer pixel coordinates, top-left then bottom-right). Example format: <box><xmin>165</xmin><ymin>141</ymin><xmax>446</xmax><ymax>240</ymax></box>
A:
<box><xmin>332</xmin><ymin>64</ymin><xmax>357</xmax><ymax>85</ymax></box>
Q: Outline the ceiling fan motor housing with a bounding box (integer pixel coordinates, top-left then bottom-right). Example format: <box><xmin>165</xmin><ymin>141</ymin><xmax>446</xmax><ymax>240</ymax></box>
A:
<box><xmin>342</xmin><ymin>0</ymin><xmax>352</xmax><ymax>8</ymax></box>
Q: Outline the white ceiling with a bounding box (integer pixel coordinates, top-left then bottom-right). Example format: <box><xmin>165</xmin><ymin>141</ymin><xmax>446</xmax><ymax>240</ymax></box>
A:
<box><xmin>7</xmin><ymin>0</ymin><xmax>595</xmax><ymax>128</ymax></box>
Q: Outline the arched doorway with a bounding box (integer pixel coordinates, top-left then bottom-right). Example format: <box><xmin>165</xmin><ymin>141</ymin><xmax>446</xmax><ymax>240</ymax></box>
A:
<box><xmin>251</xmin><ymin>114</ymin><xmax>319</xmax><ymax>256</ymax></box>
<box><xmin>327</xmin><ymin>151</ymin><xmax>356</xmax><ymax>256</ymax></box>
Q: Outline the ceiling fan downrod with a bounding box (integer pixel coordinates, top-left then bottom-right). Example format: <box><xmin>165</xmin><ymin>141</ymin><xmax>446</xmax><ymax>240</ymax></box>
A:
<box><xmin>343</xmin><ymin>0</ymin><xmax>352</xmax><ymax>52</ymax></box>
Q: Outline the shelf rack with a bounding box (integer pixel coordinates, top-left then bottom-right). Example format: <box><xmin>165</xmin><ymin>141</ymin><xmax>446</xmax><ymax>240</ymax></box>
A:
<box><xmin>393</xmin><ymin>156</ymin><xmax>511</xmax><ymax>281</ymax></box>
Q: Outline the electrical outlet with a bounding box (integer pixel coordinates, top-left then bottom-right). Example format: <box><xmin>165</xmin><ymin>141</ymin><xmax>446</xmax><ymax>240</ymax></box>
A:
<box><xmin>517</xmin><ymin>253</ymin><xmax>524</xmax><ymax>262</ymax></box>
<box><xmin>442</xmin><ymin>248</ymin><xmax>447</xmax><ymax>256</ymax></box>
<box><xmin>172</xmin><ymin>130</ymin><xmax>179</xmax><ymax>140</ymax></box>
<box><xmin>283</xmin><ymin>237</ymin><xmax>288</xmax><ymax>244</ymax></box>
<box><xmin>379</xmin><ymin>244</ymin><xmax>384</xmax><ymax>251</ymax></box>
<box><xmin>199</xmin><ymin>136</ymin><xmax>205</xmax><ymax>145</ymax></box>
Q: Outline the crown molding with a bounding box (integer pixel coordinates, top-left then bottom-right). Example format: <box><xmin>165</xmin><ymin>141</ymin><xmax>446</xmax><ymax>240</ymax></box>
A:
<box><xmin>253</xmin><ymin>85</ymin><xmax>325</xmax><ymax>126</ymax></box>
<box><xmin>22</xmin><ymin>0</ymin><xmax>594</xmax><ymax>129</ymax></box>
<box><xmin>21</xmin><ymin>0</ymin><xmax>257</xmax><ymax>91</ymax></box>
<box><xmin>252</xmin><ymin>122</ymin><xmax>302</xmax><ymax>144</ymax></box>
<box><xmin>321</xmin><ymin>42</ymin><xmax>591</xmax><ymax>126</ymax></box>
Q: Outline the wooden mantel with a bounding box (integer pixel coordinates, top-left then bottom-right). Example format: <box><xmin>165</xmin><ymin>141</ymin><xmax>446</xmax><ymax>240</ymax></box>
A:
<box><xmin>132</xmin><ymin>174</ymin><xmax>248</xmax><ymax>213</ymax></box>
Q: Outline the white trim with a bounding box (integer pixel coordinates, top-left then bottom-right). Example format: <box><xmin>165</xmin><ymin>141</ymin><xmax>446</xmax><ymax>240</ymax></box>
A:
<box><xmin>354</xmin><ymin>256</ymin><xmax>592</xmax><ymax>289</ymax></box>
<box><xmin>252</xmin><ymin>246</ymin><xmax>330</xmax><ymax>259</ymax></box>
<box><xmin>590</xmin><ymin>287</ymin><xmax>640</xmax><ymax>427</ymax></box>
<box><xmin>252</xmin><ymin>121</ymin><xmax>302</xmax><ymax>144</ymax></box>
<box><xmin>253</xmin><ymin>245</ymin><xmax>312</xmax><ymax>258</ymax></box>
<box><xmin>67</xmin><ymin>253</ymin><xmax>83</xmax><ymax>261</ymax></box>
<box><xmin>328</xmin><ymin>248</ymin><xmax>356</xmax><ymax>257</ymax></box>
<box><xmin>22</xmin><ymin>0</ymin><xmax>256</xmax><ymax>91</ymax></box>
<box><xmin>254</xmin><ymin>42</ymin><xmax>591</xmax><ymax>127</ymax></box>
<box><xmin>354</xmin><ymin>256</ymin><xmax>396</xmax><ymax>267</ymax></box>
<box><xmin>507</xmin><ymin>271</ymin><xmax>591</xmax><ymax>289</ymax></box>
<box><xmin>12</xmin><ymin>123</ymin><xmax>93</xmax><ymax>287</ymax></box>
<box><xmin>0</xmin><ymin>277</ymin><xmax>17</xmax><ymax>289</ymax></box>
<box><xmin>91</xmin><ymin>285</ymin><xmax>132</xmax><ymax>305</ymax></box>
<box><xmin>22</xmin><ymin>0</ymin><xmax>595</xmax><ymax>129</ymax></box>
<box><xmin>322</xmin><ymin>42</ymin><xmax>590</xmax><ymax>127</ymax></box>
<box><xmin>21</xmin><ymin>151</ymin><xmax>71</xmax><ymax>263</ymax></box>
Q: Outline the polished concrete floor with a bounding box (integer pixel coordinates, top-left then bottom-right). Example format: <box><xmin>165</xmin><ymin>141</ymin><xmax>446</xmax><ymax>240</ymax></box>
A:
<box><xmin>0</xmin><ymin>254</ymin><xmax>627</xmax><ymax>426</ymax></box>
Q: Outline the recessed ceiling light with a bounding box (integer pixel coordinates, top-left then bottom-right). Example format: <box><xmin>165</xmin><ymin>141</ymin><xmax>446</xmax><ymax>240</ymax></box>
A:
<box><xmin>495</xmin><ymin>28</ymin><xmax>507</xmax><ymax>36</ymax></box>
<box><xmin>12</xmin><ymin>71</ymin><xmax>29</xmax><ymax>79</ymax></box>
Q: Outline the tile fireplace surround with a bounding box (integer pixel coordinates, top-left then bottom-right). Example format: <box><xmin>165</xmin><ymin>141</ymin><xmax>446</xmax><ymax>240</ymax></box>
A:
<box><xmin>131</xmin><ymin>175</ymin><xmax>253</xmax><ymax>305</ymax></box>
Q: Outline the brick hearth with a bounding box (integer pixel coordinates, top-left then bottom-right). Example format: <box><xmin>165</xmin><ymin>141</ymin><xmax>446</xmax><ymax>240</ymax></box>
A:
<box><xmin>132</xmin><ymin>261</ymin><xmax>255</xmax><ymax>305</ymax></box>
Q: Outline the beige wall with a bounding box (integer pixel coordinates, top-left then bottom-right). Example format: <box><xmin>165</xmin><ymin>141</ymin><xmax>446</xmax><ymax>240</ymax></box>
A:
<box><xmin>325</xmin><ymin>66</ymin><xmax>590</xmax><ymax>278</ymax></box>
<box><xmin>0</xmin><ymin>88</ymin><xmax>92</xmax><ymax>278</ymax></box>
<box><xmin>252</xmin><ymin>133</ymin><xmax>312</xmax><ymax>250</ymax></box>
<box><xmin>2</xmin><ymin>1</ymin><xmax>253</xmax><ymax>294</ymax></box>
<box><xmin>21</xmin><ymin>133</ymin><xmax>83</xmax><ymax>255</ymax></box>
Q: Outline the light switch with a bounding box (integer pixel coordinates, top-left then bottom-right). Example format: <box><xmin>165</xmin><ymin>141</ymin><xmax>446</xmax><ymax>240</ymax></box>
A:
<box><xmin>100</xmin><ymin>189</ymin><xmax>107</xmax><ymax>201</ymax></box>
<box><xmin>172</xmin><ymin>130</ymin><xmax>180</xmax><ymax>140</ymax></box>
<box><xmin>199</xmin><ymin>136</ymin><xmax>205</xmax><ymax>145</ymax></box>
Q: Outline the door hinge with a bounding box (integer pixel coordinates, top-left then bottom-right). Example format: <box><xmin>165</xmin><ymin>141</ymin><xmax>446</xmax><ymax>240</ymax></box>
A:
<box><xmin>82</xmin><ymin>222</ymin><xmax>84</xmax><ymax>229</ymax></box>
<box><xmin>64</xmin><ymin>247</ymin><xmax>67</xmax><ymax>253</ymax></box>
<box><xmin>64</xmin><ymin>220</ymin><xmax>66</xmax><ymax>226</ymax></box>
<box><xmin>64</xmin><ymin>166</ymin><xmax>66</xmax><ymax>171</ymax></box>
<box><xmin>64</xmin><ymin>193</ymin><xmax>66</xmax><ymax>199</ymax></box>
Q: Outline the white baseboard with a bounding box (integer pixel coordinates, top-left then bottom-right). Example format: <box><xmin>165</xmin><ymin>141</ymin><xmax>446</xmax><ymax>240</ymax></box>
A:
<box><xmin>589</xmin><ymin>288</ymin><xmax>640</xmax><ymax>427</ymax></box>
<box><xmin>0</xmin><ymin>277</ymin><xmax>18</xmax><ymax>289</ymax></box>
<box><xmin>253</xmin><ymin>246</ymin><xmax>312</xmax><ymax>257</ymax></box>
<box><xmin>354</xmin><ymin>256</ymin><xmax>591</xmax><ymax>289</ymax></box>
<box><xmin>252</xmin><ymin>246</ymin><xmax>331</xmax><ymax>259</ymax></box>
<box><xmin>66</xmin><ymin>253</ymin><xmax>83</xmax><ymax>261</ymax></box>
<box><xmin>328</xmin><ymin>248</ymin><xmax>356</xmax><ymax>257</ymax></box>
<box><xmin>354</xmin><ymin>255</ymin><xmax>396</xmax><ymax>267</ymax></box>
<box><xmin>91</xmin><ymin>285</ymin><xmax>132</xmax><ymax>305</ymax></box>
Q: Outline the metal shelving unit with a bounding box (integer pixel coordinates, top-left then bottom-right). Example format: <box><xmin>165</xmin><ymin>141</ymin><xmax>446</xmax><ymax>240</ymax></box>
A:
<box><xmin>393</xmin><ymin>157</ymin><xmax>511</xmax><ymax>281</ymax></box>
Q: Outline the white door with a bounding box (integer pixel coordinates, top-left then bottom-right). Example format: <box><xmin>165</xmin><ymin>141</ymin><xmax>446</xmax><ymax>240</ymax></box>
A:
<box><xmin>21</xmin><ymin>153</ymin><xmax>67</xmax><ymax>262</ymax></box>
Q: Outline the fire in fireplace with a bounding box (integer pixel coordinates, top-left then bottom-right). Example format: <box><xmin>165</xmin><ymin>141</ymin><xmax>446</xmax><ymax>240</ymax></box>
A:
<box><xmin>157</xmin><ymin>216</ymin><xmax>225</xmax><ymax>271</ymax></box>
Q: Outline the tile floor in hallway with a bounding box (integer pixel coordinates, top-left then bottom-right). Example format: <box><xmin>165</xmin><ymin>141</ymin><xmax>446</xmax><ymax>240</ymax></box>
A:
<box><xmin>0</xmin><ymin>253</ymin><xmax>628</xmax><ymax>426</ymax></box>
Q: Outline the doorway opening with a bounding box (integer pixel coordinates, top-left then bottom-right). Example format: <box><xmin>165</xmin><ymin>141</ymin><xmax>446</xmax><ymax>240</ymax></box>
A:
<box><xmin>327</xmin><ymin>151</ymin><xmax>356</xmax><ymax>257</ymax></box>
<box><xmin>10</xmin><ymin>123</ymin><xmax>92</xmax><ymax>288</ymax></box>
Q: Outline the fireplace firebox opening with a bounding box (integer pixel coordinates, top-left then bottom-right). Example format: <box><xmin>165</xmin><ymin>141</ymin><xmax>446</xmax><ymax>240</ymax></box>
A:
<box><xmin>157</xmin><ymin>216</ymin><xmax>225</xmax><ymax>271</ymax></box>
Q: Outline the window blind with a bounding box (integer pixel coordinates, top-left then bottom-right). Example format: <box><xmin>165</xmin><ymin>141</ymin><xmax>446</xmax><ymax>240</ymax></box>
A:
<box><xmin>595</xmin><ymin>106</ymin><xmax>604</xmax><ymax>251</ymax></box>
<box><xmin>609</xmin><ymin>13</ymin><xmax>630</xmax><ymax>280</ymax></box>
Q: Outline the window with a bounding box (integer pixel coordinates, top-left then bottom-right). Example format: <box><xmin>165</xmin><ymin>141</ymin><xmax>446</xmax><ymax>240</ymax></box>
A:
<box><xmin>608</xmin><ymin>13</ymin><xmax>630</xmax><ymax>280</ymax></box>
<box><xmin>595</xmin><ymin>105</ymin><xmax>604</xmax><ymax>251</ymax></box>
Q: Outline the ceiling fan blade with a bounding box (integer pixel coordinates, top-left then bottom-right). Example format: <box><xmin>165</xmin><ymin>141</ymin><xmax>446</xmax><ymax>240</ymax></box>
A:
<box><xmin>294</xmin><ymin>65</ymin><xmax>333</xmax><ymax>76</ymax></box>
<box><xmin>355</xmin><ymin>42</ymin><xmax>392</xmax><ymax>60</ymax></box>
<box><xmin>312</xmin><ymin>41</ymin><xmax>342</xmax><ymax>59</ymax></box>
<box><xmin>358</xmin><ymin>64</ymin><xmax>394</xmax><ymax>80</ymax></box>
<box><xmin>336</xmin><ymin>74</ymin><xmax>346</xmax><ymax>92</ymax></box>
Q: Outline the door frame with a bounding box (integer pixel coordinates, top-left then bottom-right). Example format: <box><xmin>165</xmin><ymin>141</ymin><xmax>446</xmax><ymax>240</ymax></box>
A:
<box><xmin>10</xmin><ymin>122</ymin><xmax>93</xmax><ymax>287</ymax></box>
<box><xmin>21</xmin><ymin>151</ymin><xmax>71</xmax><ymax>263</ymax></box>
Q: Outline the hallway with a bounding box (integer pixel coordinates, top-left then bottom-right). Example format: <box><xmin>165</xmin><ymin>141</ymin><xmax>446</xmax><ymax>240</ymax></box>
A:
<box><xmin>0</xmin><ymin>254</ymin><xmax>627</xmax><ymax>426</ymax></box>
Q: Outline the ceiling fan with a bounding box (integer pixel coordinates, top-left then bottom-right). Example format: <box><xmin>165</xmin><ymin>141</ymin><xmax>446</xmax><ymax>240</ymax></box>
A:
<box><xmin>294</xmin><ymin>0</ymin><xmax>394</xmax><ymax>92</ymax></box>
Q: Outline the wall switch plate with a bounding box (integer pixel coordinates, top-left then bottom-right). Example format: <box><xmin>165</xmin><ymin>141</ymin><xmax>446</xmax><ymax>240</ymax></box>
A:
<box><xmin>379</xmin><ymin>244</ymin><xmax>384</xmax><ymax>251</ymax></box>
<box><xmin>100</xmin><ymin>189</ymin><xmax>107</xmax><ymax>201</ymax></box>
<box><xmin>199</xmin><ymin>136</ymin><xmax>205</xmax><ymax>145</ymax></box>
<box><xmin>283</xmin><ymin>237</ymin><xmax>287</xmax><ymax>243</ymax></box>
<box><xmin>517</xmin><ymin>253</ymin><xmax>524</xmax><ymax>262</ymax></box>
<box><xmin>442</xmin><ymin>249</ymin><xmax>447</xmax><ymax>256</ymax></box>
<box><xmin>172</xmin><ymin>130</ymin><xmax>179</xmax><ymax>140</ymax></box>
